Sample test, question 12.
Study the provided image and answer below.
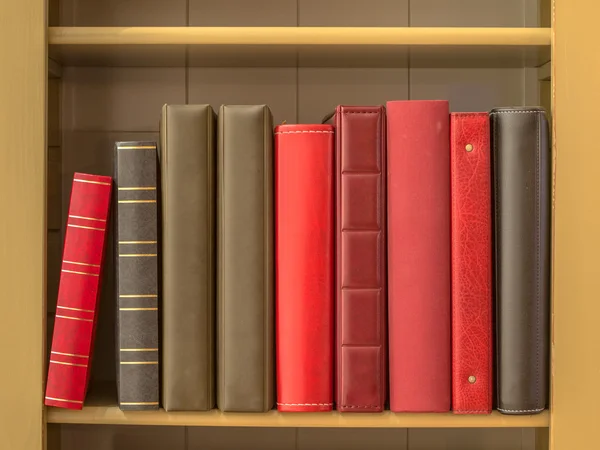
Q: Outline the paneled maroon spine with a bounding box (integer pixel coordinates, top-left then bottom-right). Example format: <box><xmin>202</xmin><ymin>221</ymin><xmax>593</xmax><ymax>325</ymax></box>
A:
<box><xmin>45</xmin><ymin>172</ymin><xmax>112</xmax><ymax>410</ymax></box>
<box><xmin>275</xmin><ymin>124</ymin><xmax>335</xmax><ymax>412</ymax></box>
<box><xmin>387</xmin><ymin>100</ymin><xmax>451</xmax><ymax>412</ymax></box>
<box><xmin>332</xmin><ymin>105</ymin><xmax>387</xmax><ymax>412</ymax></box>
<box><xmin>450</xmin><ymin>113</ymin><xmax>493</xmax><ymax>414</ymax></box>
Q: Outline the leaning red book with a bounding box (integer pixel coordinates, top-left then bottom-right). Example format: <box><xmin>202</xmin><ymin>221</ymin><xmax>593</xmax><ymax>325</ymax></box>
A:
<box><xmin>44</xmin><ymin>172</ymin><xmax>112</xmax><ymax>410</ymax></box>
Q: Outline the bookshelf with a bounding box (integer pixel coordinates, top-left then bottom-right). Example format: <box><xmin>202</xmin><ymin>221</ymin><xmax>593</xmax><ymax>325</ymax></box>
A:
<box><xmin>1</xmin><ymin>0</ymin><xmax>599</xmax><ymax>449</ymax></box>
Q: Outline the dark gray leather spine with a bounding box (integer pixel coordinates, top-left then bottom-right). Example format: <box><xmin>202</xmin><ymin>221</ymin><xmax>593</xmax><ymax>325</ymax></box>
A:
<box><xmin>115</xmin><ymin>140</ymin><xmax>160</xmax><ymax>411</ymax></box>
<box><xmin>160</xmin><ymin>105</ymin><xmax>216</xmax><ymax>411</ymax></box>
<box><xmin>217</xmin><ymin>105</ymin><xmax>274</xmax><ymax>412</ymax></box>
<box><xmin>491</xmin><ymin>107</ymin><xmax>550</xmax><ymax>415</ymax></box>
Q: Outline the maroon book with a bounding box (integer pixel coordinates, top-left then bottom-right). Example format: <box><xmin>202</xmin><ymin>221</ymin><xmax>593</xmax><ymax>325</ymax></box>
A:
<box><xmin>326</xmin><ymin>105</ymin><xmax>387</xmax><ymax>413</ymax></box>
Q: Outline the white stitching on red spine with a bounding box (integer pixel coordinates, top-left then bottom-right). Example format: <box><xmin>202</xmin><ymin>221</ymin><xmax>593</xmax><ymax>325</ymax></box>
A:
<box><xmin>277</xmin><ymin>402</ymin><xmax>333</xmax><ymax>406</ymax></box>
<box><xmin>275</xmin><ymin>130</ymin><xmax>333</xmax><ymax>134</ymax></box>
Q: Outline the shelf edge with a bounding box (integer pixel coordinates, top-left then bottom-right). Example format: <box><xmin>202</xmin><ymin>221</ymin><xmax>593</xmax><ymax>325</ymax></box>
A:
<box><xmin>48</xmin><ymin>27</ymin><xmax>551</xmax><ymax>47</ymax></box>
<box><xmin>46</xmin><ymin>408</ymin><xmax>550</xmax><ymax>428</ymax></box>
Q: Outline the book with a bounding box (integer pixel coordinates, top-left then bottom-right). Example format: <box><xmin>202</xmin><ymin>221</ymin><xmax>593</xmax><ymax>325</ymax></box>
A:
<box><xmin>274</xmin><ymin>123</ymin><xmax>334</xmax><ymax>412</ymax></box>
<box><xmin>491</xmin><ymin>107</ymin><xmax>550</xmax><ymax>415</ymax></box>
<box><xmin>44</xmin><ymin>172</ymin><xmax>112</xmax><ymax>410</ymax></box>
<box><xmin>386</xmin><ymin>100</ymin><xmax>451</xmax><ymax>412</ymax></box>
<box><xmin>160</xmin><ymin>105</ymin><xmax>216</xmax><ymax>411</ymax></box>
<box><xmin>217</xmin><ymin>105</ymin><xmax>274</xmax><ymax>412</ymax></box>
<box><xmin>326</xmin><ymin>105</ymin><xmax>387</xmax><ymax>413</ymax></box>
<box><xmin>114</xmin><ymin>140</ymin><xmax>160</xmax><ymax>411</ymax></box>
<box><xmin>450</xmin><ymin>113</ymin><xmax>493</xmax><ymax>414</ymax></box>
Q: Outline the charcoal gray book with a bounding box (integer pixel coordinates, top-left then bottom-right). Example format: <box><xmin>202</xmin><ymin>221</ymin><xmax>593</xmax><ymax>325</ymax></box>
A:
<box><xmin>114</xmin><ymin>140</ymin><xmax>160</xmax><ymax>411</ymax></box>
<box><xmin>491</xmin><ymin>107</ymin><xmax>550</xmax><ymax>415</ymax></box>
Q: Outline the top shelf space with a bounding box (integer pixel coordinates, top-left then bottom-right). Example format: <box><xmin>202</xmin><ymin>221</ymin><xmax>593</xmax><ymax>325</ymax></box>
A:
<box><xmin>48</xmin><ymin>27</ymin><xmax>551</xmax><ymax>69</ymax></box>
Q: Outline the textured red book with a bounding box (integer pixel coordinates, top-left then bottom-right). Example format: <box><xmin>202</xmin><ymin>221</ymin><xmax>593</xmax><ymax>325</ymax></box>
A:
<box><xmin>275</xmin><ymin>124</ymin><xmax>334</xmax><ymax>412</ymax></box>
<box><xmin>387</xmin><ymin>100</ymin><xmax>451</xmax><ymax>412</ymax></box>
<box><xmin>44</xmin><ymin>172</ymin><xmax>112</xmax><ymax>410</ymax></box>
<box><xmin>450</xmin><ymin>113</ymin><xmax>493</xmax><ymax>414</ymax></box>
<box><xmin>329</xmin><ymin>105</ymin><xmax>387</xmax><ymax>412</ymax></box>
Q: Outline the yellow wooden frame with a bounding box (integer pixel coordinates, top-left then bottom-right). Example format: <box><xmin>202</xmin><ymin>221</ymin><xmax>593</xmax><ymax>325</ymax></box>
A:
<box><xmin>1</xmin><ymin>0</ymin><xmax>598</xmax><ymax>448</ymax></box>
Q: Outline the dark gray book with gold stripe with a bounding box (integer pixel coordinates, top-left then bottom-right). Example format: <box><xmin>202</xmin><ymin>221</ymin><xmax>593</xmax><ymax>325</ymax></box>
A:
<box><xmin>114</xmin><ymin>140</ymin><xmax>160</xmax><ymax>411</ymax></box>
<box><xmin>160</xmin><ymin>105</ymin><xmax>216</xmax><ymax>411</ymax></box>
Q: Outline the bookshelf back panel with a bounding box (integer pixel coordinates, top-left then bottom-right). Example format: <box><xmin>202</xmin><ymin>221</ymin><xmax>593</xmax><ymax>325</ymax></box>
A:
<box><xmin>57</xmin><ymin>0</ymin><xmax>543</xmax><ymax>27</ymax></box>
<box><xmin>57</xmin><ymin>425</ymin><xmax>536</xmax><ymax>450</ymax></box>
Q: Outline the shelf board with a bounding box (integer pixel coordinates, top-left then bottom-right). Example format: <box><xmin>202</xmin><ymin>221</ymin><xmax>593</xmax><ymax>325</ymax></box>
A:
<box><xmin>46</xmin><ymin>406</ymin><xmax>549</xmax><ymax>428</ymax></box>
<box><xmin>48</xmin><ymin>27</ymin><xmax>551</xmax><ymax>69</ymax></box>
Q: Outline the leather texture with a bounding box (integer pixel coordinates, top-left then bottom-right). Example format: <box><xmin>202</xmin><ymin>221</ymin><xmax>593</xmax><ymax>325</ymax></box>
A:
<box><xmin>387</xmin><ymin>100</ymin><xmax>451</xmax><ymax>412</ymax></box>
<box><xmin>44</xmin><ymin>173</ymin><xmax>112</xmax><ymax>410</ymax></box>
<box><xmin>491</xmin><ymin>107</ymin><xmax>550</xmax><ymax>415</ymax></box>
<box><xmin>114</xmin><ymin>141</ymin><xmax>160</xmax><ymax>411</ymax></box>
<box><xmin>275</xmin><ymin>124</ymin><xmax>334</xmax><ymax>412</ymax></box>
<box><xmin>160</xmin><ymin>105</ymin><xmax>216</xmax><ymax>411</ymax></box>
<box><xmin>327</xmin><ymin>105</ymin><xmax>387</xmax><ymax>412</ymax></box>
<box><xmin>217</xmin><ymin>105</ymin><xmax>275</xmax><ymax>412</ymax></box>
<box><xmin>450</xmin><ymin>113</ymin><xmax>493</xmax><ymax>415</ymax></box>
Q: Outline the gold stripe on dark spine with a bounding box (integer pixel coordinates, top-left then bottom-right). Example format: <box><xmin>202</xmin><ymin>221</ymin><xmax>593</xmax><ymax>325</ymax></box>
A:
<box><xmin>69</xmin><ymin>214</ymin><xmax>106</xmax><ymax>222</ymax></box>
<box><xmin>118</xmin><ymin>200</ymin><xmax>156</xmax><ymax>204</ymax></box>
<box><xmin>120</xmin><ymin>361</ymin><xmax>159</xmax><ymax>365</ymax></box>
<box><xmin>50</xmin><ymin>360</ymin><xmax>88</xmax><ymax>368</ymax></box>
<box><xmin>61</xmin><ymin>269</ymin><xmax>99</xmax><ymax>277</ymax></box>
<box><xmin>45</xmin><ymin>396</ymin><xmax>83</xmax><ymax>404</ymax></box>
<box><xmin>119</xmin><ymin>254</ymin><xmax>157</xmax><ymax>257</ymax></box>
<box><xmin>67</xmin><ymin>223</ymin><xmax>105</xmax><ymax>231</ymax></box>
<box><xmin>117</xmin><ymin>146</ymin><xmax>156</xmax><ymax>150</ymax></box>
<box><xmin>51</xmin><ymin>351</ymin><xmax>89</xmax><ymax>358</ymax></box>
<box><xmin>57</xmin><ymin>305</ymin><xmax>94</xmax><ymax>313</ymax></box>
<box><xmin>63</xmin><ymin>260</ymin><xmax>100</xmax><ymax>268</ymax></box>
<box><xmin>74</xmin><ymin>178</ymin><xmax>111</xmax><ymax>186</ymax></box>
<box><xmin>56</xmin><ymin>314</ymin><xmax>93</xmax><ymax>322</ymax></box>
<box><xmin>119</xmin><ymin>241</ymin><xmax>157</xmax><ymax>244</ymax></box>
<box><xmin>120</xmin><ymin>402</ymin><xmax>160</xmax><ymax>406</ymax></box>
<box><xmin>118</xmin><ymin>187</ymin><xmax>156</xmax><ymax>191</ymax></box>
<box><xmin>119</xmin><ymin>307</ymin><xmax>158</xmax><ymax>311</ymax></box>
<box><xmin>120</xmin><ymin>348</ymin><xmax>159</xmax><ymax>351</ymax></box>
<box><xmin>119</xmin><ymin>294</ymin><xmax>157</xmax><ymax>298</ymax></box>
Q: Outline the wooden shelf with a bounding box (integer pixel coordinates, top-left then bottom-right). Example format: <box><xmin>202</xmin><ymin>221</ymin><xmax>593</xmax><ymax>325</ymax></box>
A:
<box><xmin>48</xmin><ymin>26</ymin><xmax>551</xmax><ymax>68</ymax></box>
<box><xmin>47</xmin><ymin>407</ymin><xmax>550</xmax><ymax>428</ymax></box>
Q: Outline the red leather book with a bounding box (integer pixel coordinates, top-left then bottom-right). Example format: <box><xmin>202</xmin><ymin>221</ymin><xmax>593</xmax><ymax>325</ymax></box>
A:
<box><xmin>44</xmin><ymin>172</ymin><xmax>112</xmax><ymax>410</ymax></box>
<box><xmin>450</xmin><ymin>113</ymin><xmax>493</xmax><ymax>414</ymax></box>
<box><xmin>387</xmin><ymin>100</ymin><xmax>451</xmax><ymax>412</ymax></box>
<box><xmin>275</xmin><ymin>124</ymin><xmax>334</xmax><ymax>412</ymax></box>
<box><xmin>327</xmin><ymin>105</ymin><xmax>387</xmax><ymax>412</ymax></box>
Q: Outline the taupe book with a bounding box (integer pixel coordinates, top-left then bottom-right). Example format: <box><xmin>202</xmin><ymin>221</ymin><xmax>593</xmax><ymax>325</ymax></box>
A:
<box><xmin>491</xmin><ymin>107</ymin><xmax>550</xmax><ymax>415</ymax></box>
<box><xmin>114</xmin><ymin>140</ymin><xmax>160</xmax><ymax>411</ymax></box>
<box><xmin>217</xmin><ymin>105</ymin><xmax>274</xmax><ymax>412</ymax></box>
<box><xmin>160</xmin><ymin>105</ymin><xmax>216</xmax><ymax>411</ymax></box>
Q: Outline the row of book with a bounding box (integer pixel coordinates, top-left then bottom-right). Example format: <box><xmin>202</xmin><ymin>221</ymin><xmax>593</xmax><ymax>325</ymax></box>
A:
<box><xmin>44</xmin><ymin>101</ymin><xmax>550</xmax><ymax>416</ymax></box>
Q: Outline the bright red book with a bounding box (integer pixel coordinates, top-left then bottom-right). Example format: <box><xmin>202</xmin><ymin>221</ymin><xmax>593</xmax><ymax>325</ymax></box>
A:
<box><xmin>44</xmin><ymin>172</ymin><xmax>112</xmax><ymax>410</ymax></box>
<box><xmin>328</xmin><ymin>105</ymin><xmax>387</xmax><ymax>412</ymax></box>
<box><xmin>387</xmin><ymin>100</ymin><xmax>451</xmax><ymax>412</ymax></box>
<box><xmin>450</xmin><ymin>113</ymin><xmax>493</xmax><ymax>414</ymax></box>
<box><xmin>275</xmin><ymin>124</ymin><xmax>334</xmax><ymax>412</ymax></box>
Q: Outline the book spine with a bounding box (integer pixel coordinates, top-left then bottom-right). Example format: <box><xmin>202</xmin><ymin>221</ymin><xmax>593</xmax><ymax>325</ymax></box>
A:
<box><xmin>44</xmin><ymin>172</ymin><xmax>112</xmax><ymax>410</ymax></box>
<box><xmin>450</xmin><ymin>113</ymin><xmax>493</xmax><ymax>414</ymax></box>
<box><xmin>491</xmin><ymin>107</ymin><xmax>550</xmax><ymax>415</ymax></box>
<box><xmin>333</xmin><ymin>106</ymin><xmax>387</xmax><ymax>413</ymax></box>
<box><xmin>274</xmin><ymin>124</ymin><xmax>334</xmax><ymax>413</ymax></box>
<box><xmin>387</xmin><ymin>100</ymin><xmax>451</xmax><ymax>412</ymax></box>
<box><xmin>217</xmin><ymin>105</ymin><xmax>274</xmax><ymax>412</ymax></box>
<box><xmin>115</xmin><ymin>141</ymin><xmax>160</xmax><ymax>411</ymax></box>
<box><xmin>160</xmin><ymin>105</ymin><xmax>216</xmax><ymax>411</ymax></box>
